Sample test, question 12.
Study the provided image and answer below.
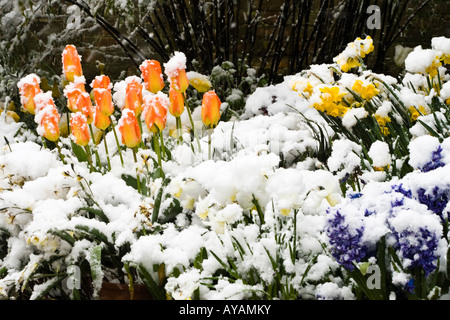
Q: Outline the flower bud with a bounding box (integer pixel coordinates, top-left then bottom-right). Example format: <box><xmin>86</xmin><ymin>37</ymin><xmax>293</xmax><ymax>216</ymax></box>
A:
<box><xmin>201</xmin><ymin>90</ymin><xmax>221</xmax><ymax>128</ymax></box>
<box><xmin>17</xmin><ymin>74</ymin><xmax>41</xmax><ymax>115</ymax></box>
<box><xmin>70</xmin><ymin>112</ymin><xmax>90</xmax><ymax>147</ymax></box>
<box><xmin>78</xmin><ymin>92</ymin><xmax>94</xmax><ymax>124</ymax></box>
<box><xmin>39</xmin><ymin>107</ymin><xmax>61</xmax><ymax>142</ymax></box>
<box><xmin>164</xmin><ymin>52</ymin><xmax>189</xmax><ymax>93</ymax></box>
<box><xmin>63</xmin><ymin>78</ymin><xmax>87</xmax><ymax>113</ymax></box>
<box><xmin>62</xmin><ymin>45</ymin><xmax>83</xmax><ymax>82</ymax></box>
<box><xmin>94</xmin><ymin>103</ymin><xmax>111</xmax><ymax>131</ymax></box>
<box><xmin>91</xmin><ymin>75</ymin><xmax>112</xmax><ymax>90</ymax></box>
<box><xmin>124</xmin><ymin>77</ymin><xmax>143</xmax><ymax>116</ymax></box>
<box><xmin>140</xmin><ymin>60</ymin><xmax>165</xmax><ymax>94</ymax></box>
<box><xmin>143</xmin><ymin>92</ymin><xmax>168</xmax><ymax>133</ymax></box>
<box><xmin>34</xmin><ymin>92</ymin><xmax>60</xmax><ymax>142</ymax></box>
<box><xmin>169</xmin><ymin>85</ymin><xmax>185</xmax><ymax>117</ymax></box>
<box><xmin>118</xmin><ymin>108</ymin><xmax>141</xmax><ymax>148</ymax></box>
<box><xmin>170</xmin><ymin>68</ymin><xmax>189</xmax><ymax>93</ymax></box>
<box><xmin>93</xmin><ymin>88</ymin><xmax>114</xmax><ymax>116</ymax></box>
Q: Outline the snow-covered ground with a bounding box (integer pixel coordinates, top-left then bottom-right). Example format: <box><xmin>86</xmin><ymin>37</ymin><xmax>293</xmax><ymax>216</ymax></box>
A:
<box><xmin>1</xmin><ymin>36</ymin><xmax>450</xmax><ymax>300</ymax></box>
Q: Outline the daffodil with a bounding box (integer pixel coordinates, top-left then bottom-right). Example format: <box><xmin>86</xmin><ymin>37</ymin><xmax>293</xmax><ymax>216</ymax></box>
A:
<box><xmin>312</xmin><ymin>86</ymin><xmax>348</xmax><ymax>117</ymax></box>
<box><xmin>375</xmin><ymin>114</ymin><xmax>391</xmax><ymax>127</ymax></box>
<box><xmin>408</xmin><ymin>105</ymin><xmax>428</xmax><ymax>121</ymax></box>
<box><xmin>333</xmin><ymin>36</ymin><xmax>374</xmax><ymax>72</ymax></box>
<box><xmin>352</xmin><ymin>79</ymin><xmax>380</xmax><ymax>100</ymax></box>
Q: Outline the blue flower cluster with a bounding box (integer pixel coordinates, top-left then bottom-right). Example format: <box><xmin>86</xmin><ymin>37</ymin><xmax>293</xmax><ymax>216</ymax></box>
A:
<box><xmin>326</xmin><ymin>183</ymin><xmax>442</xmax><ymax>280</ymax></box>
<box><xmin>325</xmin><ymin>209</ymin><xmax>367</xmax><ymax>271</ymax></box>
<box><xmin>421</xmin><ymin>145</ymin><xmax>445</xmax><ymax>172</ymax></box>
<box><xmin>417</xmin><ymin>186</ymin><xmax>449</xmax><ymax>222</ymax></box>
<box><xmin>391</xmin><ymin>227</ymin><xmax>440</xmax><ymax>276</ymax></box>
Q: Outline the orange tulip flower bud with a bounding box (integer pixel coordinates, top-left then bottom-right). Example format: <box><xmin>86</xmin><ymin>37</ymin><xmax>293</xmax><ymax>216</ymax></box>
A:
<box><xmin>94</xmin><ymin>103</ymin><xmax>111</xmax><ymax>131</ymax></box>
<box><xmin>169</xmin><ymin>85</ymin><xmax>185</xmax><ymax>117</ymax></box>
<box><xmin>164</xmin><ymin>52</ymin><xmax>189</xmax><ymax>93</ymax></box>
<box><xmin>118</xmin><ymin>108</ymin><xmax>141</xmax><ymax>148</ymax></box>
<box><xmin>171</xmin><ymin>68</ymin><xmax>189</xmax><ymax>93</ymax></box>
<box><xmin>78</xmin><ymin>92</ymin><xmax>94</xmax><ymax>124</ymax></box>
<box><xmin>91</xmin><ymin>75</ymin><xmax>112</xmax><ymax>90</ymax></box>
<box><xmin>70</xmin><ymin>112</ymin><xmax>90</xmax><ymax>147</ymax></box>
<box><xmin>143</xmin><ymin>92</ymin><xmax>168</xmax><ymax>133</ymax></box>
<box><xmin>201</xmin><ymin>90</ymin><xmax>221</xmax><ymax>128</ymax></box>
<box><xmin>62</xmin><ymin>45</ymin><xmax>83</xmax><ymax>82</ymax></box>
<box><xmin>140</xmin><ymin>59</ymin><xmax>165</xmax><ymax>94</ymax></box>
<box><xmin>93</xmin><ymin>88</ymin><xmax>114</xmax><ymax>116</ymax></box>
<box><xmin>63</xmin><ymin>77</ymin><xmax>87</xmax><ymax>112</ymax></box>
<box><xmin>17</xmin><ymin>74</ymin><xmax>41</xmax><ymax>115</ymax></box>
<box><xmin>34</xmin><ymin>92</ymin><xmax>60</xmax><ymax>142</ymax></box>
<box><xmin>124</xmin><ymin>76</ymin><xmax>143</xmax><ymax>116</ymax></box>
<box><xmin>39</xmin><ymin>107</ymin><xmax>61</xmax><ymax>142</ymax></box>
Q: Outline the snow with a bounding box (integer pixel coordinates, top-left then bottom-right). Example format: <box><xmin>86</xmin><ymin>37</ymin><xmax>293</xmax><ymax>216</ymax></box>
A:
<box><xmin>163</xmin><ymin>51</ymin><xmax>187</xmax><ymax>79</ymax></box>
<box><xmin>404</xmin><ymin>46</ymin><xmax>440</xmax><ymax>75</ymax></box>
<box><xmin>368</xmin><ymin>141</ymin><xmax>391</xmax><ymax>168</ymax></box>
<box><xmin>3</xmin><ymin>35</ymin><xmax>450</xmax><ymax>301</ymax></box>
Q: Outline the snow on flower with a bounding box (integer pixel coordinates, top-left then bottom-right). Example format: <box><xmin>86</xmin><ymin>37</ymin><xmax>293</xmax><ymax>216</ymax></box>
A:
<box><xmin>3</xmin><ymin>34</ymin><xmax>450</xmax><ymax>300</ymax></box>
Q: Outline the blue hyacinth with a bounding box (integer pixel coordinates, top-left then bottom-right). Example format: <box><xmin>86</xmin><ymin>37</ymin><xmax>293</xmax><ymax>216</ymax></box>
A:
<box><xmin>421</xmin><ymin>145</ymin><xmax>445</xmax><ymax>172</ymax></box>
<box><xmin>417</xmin><ymin>186</ymin><xmax>449</xmax><ymax>222</ymax></box>
<box><xmin>393</xmin><ymin>227</ymin><xmax>439</xmax><ymax>276</ymax></box>
<box><xmin>326</xmin><ymin>209</ymin><xmax>367</xmax><ymax>271</ymax></box>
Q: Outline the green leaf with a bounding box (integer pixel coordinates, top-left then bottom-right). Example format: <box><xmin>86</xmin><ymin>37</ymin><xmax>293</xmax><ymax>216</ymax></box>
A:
<box><xmin>138</xmin><ymin>264</ymin><xmax>165</xmax><ymax>300</ymax></box>
<box><xmin>71</xmin><ymin>141</ymin><xmax>88</xmax><ymax>163</ymax></box>
<box><xmin>51</xmin><ymin>229</ymin><xmax>76</xmax><ymax>245</ymax></box>
<box><xmin>79</xmin><ymin>207</ymin><xmax>109</xmax><ymax>223</ymax></box>
<box><xmin>210</xmin><ymin>250</ymin><xmax>239</xmax><ymax>280</ymax></box>
<box><xmin>87</xmin><ymin>244</ymin><xmax>103</xmax><ymax>296</ymax></box>
<box><xmin>75</xmin><ymin>225</ymin><xmax>112</xmax><ymax>248</ymax></box>
<box><xmin>32</xmin><ymin>276</ymin><xmax>66</xmax><ymax>300</ymax></box>
<box><xmin>121</xmin><ymin>173</ymin><xmax>138</xmax><ymax>190</ymax></box>
<box><xmin>151</xmin><ymin>178</ymin><xmax>170</xmax><ymax>223</ymax></box>
<box><xmin>251</xmin><ymin>195</ymin><xmax>265</xmax><ymax>225</ymax></box>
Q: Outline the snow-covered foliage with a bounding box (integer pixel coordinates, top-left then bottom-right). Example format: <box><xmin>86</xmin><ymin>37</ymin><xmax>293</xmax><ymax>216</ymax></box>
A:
<box><xmin>2</xmin><ymin>35</ymin><xmax>450</xmax><ymax>301</ymax></box>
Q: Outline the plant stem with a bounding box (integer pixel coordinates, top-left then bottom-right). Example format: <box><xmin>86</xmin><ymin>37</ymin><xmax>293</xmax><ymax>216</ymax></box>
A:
<box><xmin>103</xmin><ymin>130</ymin><xmax>112</xmax><ymax>171</ymax></box>
<box><xmin>153</xmin><ymin>133</ymin><xmax>162</xmax><ymax>168</ymax></box>
<box><xmin>55</xmin><ymin>139</ymin><xmax>67</xmax><ymax>165</ymax></box>
<box><xmin>88</xmin><ymin>124</ymin><xmax>103</xmax><ymax>170</ymax></box>
<box><xmin>184</xmin><ymin>92</ymin><xmax>201</xmax><ymax>153</ymax></box>
<box><xmin>41</xmin><ymin>136</ymin><xmax>48</xmax><ymax>149</ymax></box>
<box><xmin>133</xmin><ymin>147</ymin><xmax>141</xmax><ymax>194</ymax></box>
<box><xmin>207</xmin><ymin>127</ymin><xmax>212</xmax><ymax>160</ymax></box>
<box><xmin>109</xmin><ymin>115</ymin><xmax>124</xmax><ymax>166</ymax></box>
<box><xmin>137</xmin><ymin>115</ymin><xmax>145</xmax><ymax>149</ymax></box>
<box><xmin>159</xmin><ymin>128</ymin><xmax>166</xmax><ymax>160</ymax></box>
<box><xmin>176</xmin><ymin>116</ymin><xmax>183</xmax><ymax>144</ymax></box>
<box><xmin>84</xmin><ymin>145</ymin><xmax>94</xmax><ymax>171</ymax></box>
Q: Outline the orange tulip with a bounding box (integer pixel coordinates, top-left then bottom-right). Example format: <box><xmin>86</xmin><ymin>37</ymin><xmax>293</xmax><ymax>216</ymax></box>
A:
<box><xmin>17</xmin><ymin>74</ymin><xmax>41</xmax><ymax>115</ymax></box>
<box><xmin>140</xmin><ymin>60</ymin><xmax>165</xmax><ymax>94</ymax></box>
<box><xmin>64</xmin><ymin>79</ymin><xmax>86</xmax><ymax>112</ymax></box>
<box><xmin>93</xmin><ymin>88</ymin><xmax>114</xmax><ymax>116</ymax></box>
<box><xmin>143</xmin><ymin>94</ymin><xmax>168</xmax><ymax>133</ymax></box>
<box><xmin>169</xmin><ymin>85</ymin><xmax>185</xmax><ymax>117</ymax></box>
<box><xmin>201</xmin><ymin>90</ymin><xmax>221</xmax><ymax>128</ymax></box>
<box><xmin>124</xmin><ymin>77</ymin><xmax>143</xmax><ymax>116</ymax></box>
<box><xmin>91</xmin><ymin>75</ymin><xmax>111</xmax><ymax>90</ymax></box>
<box><xmin>78</xmin><ymin>92</ymin><xmax>94</xmax><ymax>124</ymax></box>
<box><xmin>170</xmin><ymin>68</ymin><xmax>189</xmax><ymax>93</ymax></box>
<box><xmin>164</xmin><ymin>52</ymin><xmax>189</xmax><ymax>93</ymax></box>
<box><xmin>39</xmin><ymin>107</ymin><xmax>61</xmax><ymax>142</ymax></box>
<box><xmin>34</xmin><ymin>92</ymin><xmax>60</xmax><ymax>142</ymax></box>
<box><xmin>70</xmin><ymin>112</ymin><xmax>90</xmax><ymax>147</ymax></box>
<box><xmin>62</xmin><ymin>45</ymin><xmax>83</xmax><ymax>82</ymax></box>
<box><xmin>118</xmin><ymin>109</ymin><xmax>141</xmax><ymax>148</ymax></box>
<box><xmin>94</xmin><ymin>103</ymin><xmax>111</xmax><ymax>131</ymax></box>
